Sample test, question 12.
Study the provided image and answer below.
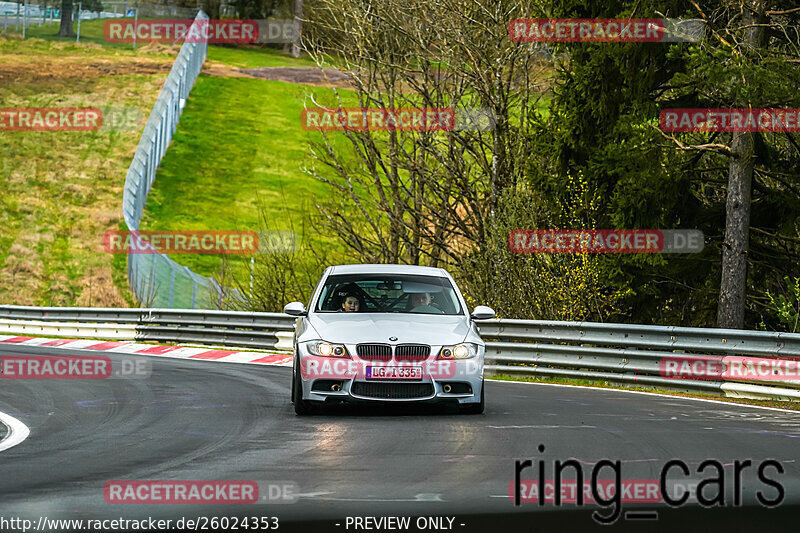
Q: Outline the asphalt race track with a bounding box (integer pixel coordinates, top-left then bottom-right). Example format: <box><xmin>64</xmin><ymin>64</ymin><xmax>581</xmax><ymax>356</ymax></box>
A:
<box><xmin>2</xmin><ymin>344</ymin><xmax>800</xmax><ymax>532</ymax></box>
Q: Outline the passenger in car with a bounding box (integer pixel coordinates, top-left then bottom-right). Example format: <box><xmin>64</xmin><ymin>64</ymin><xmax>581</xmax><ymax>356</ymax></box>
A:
<box><xmin>341</xmin><ymin>294</ymin><xmax>361</xmax><ymax>312</ymax></box>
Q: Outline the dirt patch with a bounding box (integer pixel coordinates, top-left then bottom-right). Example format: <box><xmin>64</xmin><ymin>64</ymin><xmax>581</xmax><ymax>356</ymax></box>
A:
<box><xmin>75</xmin><ymin>267</ymin><xmax>128</xmax><ymax>307</ymax></box>
<box><xmin>235</xmin><ymin>67</ymin><xmax>354</xmax><ymax>88</ymax></box>
<box><xmin>0</xmin><ymin>60</ymin><xmax>172</xmax><ymax>86</ymax></box>
<box><xmin>0</xmin><ymin>235</ymin><xmax>43</xmax><ymax>306</ymax></box>
<box><xmin>136</xmin><ymin>42</ymin><xmax>180</xmax><ymax>56</ymax></box>
<box><xmin>201</xmin><ymin>63</ymin><xmax>253</xmax><ymax>78</ymax></box>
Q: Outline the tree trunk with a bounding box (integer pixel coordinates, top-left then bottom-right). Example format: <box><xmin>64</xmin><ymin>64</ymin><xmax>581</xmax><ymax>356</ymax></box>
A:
<box><xmin>716</xmin><ymin>3</ymin><xmax>766</xmax><ymax>328</ymax></box>
<box><xmin>717</xmin><ymin>131</ymin><xmax>755</xmax><ymax>328</ymax></box>
<box><xmin>291</xmin><ymin>0</ymin><xmax>303</xmax><ymax>58</ymax></box>
<box><xmin>57</xmin><ymin>0</ymin><xmax>74</xmax><ymax>36</ymax></box>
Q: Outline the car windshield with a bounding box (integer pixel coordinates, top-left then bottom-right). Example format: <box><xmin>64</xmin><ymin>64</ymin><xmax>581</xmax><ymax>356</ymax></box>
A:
<box><xmin>314</xmin><ymin>273</ymin><xmax>463</xmax><ymax>315</ymax></box>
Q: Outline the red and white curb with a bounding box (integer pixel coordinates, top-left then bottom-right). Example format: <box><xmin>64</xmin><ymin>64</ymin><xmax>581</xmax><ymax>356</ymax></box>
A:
<box><xmin>0</xmin><ymin>335</ymin><xmax>292</xmax><ymax>367</ymax></box>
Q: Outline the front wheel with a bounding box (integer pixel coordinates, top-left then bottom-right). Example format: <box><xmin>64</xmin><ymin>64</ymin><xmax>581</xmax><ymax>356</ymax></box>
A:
<box><xmin>461</xmin><ymin>380</ymin><xmax>485</xmax><ymax>414</ymax></box>
<box><xmin>293</xmin><ymin>363</ymin><xmax>315</xmax><ymax>415</ymax></box>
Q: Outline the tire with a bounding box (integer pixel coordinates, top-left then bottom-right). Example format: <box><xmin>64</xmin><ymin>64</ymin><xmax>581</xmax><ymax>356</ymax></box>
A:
<box><xmin>290</xmin><ymin>359</ymin><xmax>296</xmax><ymax>404</ymax></box>
<box><xmin>461</xmin><ymin>380</ymin><xmax>485</xmax><ymax>414</ymax></box>
<box><xmin>293</xmin><ymin>363</ymin><xmax>315</xmax><ymax>415</ymax></box>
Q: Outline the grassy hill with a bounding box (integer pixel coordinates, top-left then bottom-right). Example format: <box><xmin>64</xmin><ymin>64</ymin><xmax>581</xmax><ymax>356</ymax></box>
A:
<box><xmin>0</xmin><ymin>34</ymin><xmax>175</xmax><ymax>306</ymax></box>
<box><xmin>0</xmin><ymin>20</ymin><xmax>325</xmax><ymax>306</ymax></box>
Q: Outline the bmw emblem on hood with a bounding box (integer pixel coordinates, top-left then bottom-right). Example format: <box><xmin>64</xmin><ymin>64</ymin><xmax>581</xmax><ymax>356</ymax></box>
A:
<box><xmin>389</xmin><ymin>336</ymin><xmax>398</xmax><ymax>341</ymax></box>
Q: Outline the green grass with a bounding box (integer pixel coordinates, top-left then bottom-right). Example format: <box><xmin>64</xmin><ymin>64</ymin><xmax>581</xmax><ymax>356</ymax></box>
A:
<box><xmin>490</xmin><ymin>373</ymin><xmax>800</xmax><ymax>411</ymax></box>
<box><xmin>207</xmin><ymin>45</ymin><xmax>320</xmax><ymax>68</ymax></box>
<box><xmin>7</xmin><ymin>19</ymin><xmax>327</xmax><ymax>68</ymax></box>
<box><xmin>0</xmin><ymin>35</ymin><xmax>174</xmax><ymax>306</ymax></box>
<box><xmin>6</xmin><ymin>19</ymin><xmax>145</xmax><ymax>50</ymax></box>
<box><xmin>137</xmin><ymin>75</ymin><xmax>358</xmax><ymax>281</ymax></box>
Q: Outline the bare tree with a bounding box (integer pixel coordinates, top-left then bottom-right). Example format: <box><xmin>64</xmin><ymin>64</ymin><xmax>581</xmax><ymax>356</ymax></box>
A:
<box><xmin>303</xmin><ymin>0</ymin><xmax>548</xmax><ymax>268</ymax></box>
<box><xmin>291</xmin><ymin>0</ymin><xmax>303</xmax><ymax>58</ymax></box>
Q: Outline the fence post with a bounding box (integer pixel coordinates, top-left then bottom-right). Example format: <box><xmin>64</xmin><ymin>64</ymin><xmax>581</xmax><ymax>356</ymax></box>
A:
<box><xmin>147</xmin><ymin>251</ymin><xmax>157</xmax><ymax>305</ymax></box>
<box><xmin>168</xmin><ymin>258</ymin><xmax>175</xmax><ymax>307</ymax></box>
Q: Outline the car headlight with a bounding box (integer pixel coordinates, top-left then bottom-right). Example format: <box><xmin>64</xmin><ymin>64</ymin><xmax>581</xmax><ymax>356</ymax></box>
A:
<box><xmin>438</xmin><ymin>343</ymin><xmax>478</xmax><ymax>359</ymax></box>
<box><xmin>307</xmin><ymin>341</ymin><xmax>350</xmax><ymax>358</ymax></box>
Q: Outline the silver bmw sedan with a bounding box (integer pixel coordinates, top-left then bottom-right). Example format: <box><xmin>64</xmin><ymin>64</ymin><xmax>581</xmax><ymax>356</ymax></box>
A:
<box><xmin>283</xmin><ymin>264</ymin><xmax>495</xmax><ymax>415</ymax></box>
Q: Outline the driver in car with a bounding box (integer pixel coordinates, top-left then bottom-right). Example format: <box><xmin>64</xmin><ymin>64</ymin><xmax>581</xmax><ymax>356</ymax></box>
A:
<box><xmin>410</xmin><ymin>292</ymin><xmax>431</xmax><ymax>308</ymax></box>
<box><xmin>409</xmin><ymin>292</ymin><xmax>442</xmax><ymax>313</ymax></box>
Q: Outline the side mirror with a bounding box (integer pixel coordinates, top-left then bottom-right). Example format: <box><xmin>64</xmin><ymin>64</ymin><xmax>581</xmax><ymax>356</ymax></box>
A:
<box><xmin>283</xmin><ymin>302</ymin><xmax>308</xmax><ymax>317</ymax></box>
<box><xmin>470</xmin><ymin>305</ymin><xmax>495</xmax><ymax>320</ymax></box>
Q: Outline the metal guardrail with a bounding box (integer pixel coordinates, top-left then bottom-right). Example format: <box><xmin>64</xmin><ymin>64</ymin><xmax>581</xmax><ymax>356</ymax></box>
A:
<box><xmin>0</xmin><ymin>305</ymin><xmax>294</xmax><ymax>351</ymax></box>
<box><xmin>2</xmin><ymin>305</ymin><xmax>800</xmax><ymax>400</ymax></box>
<box><xmin>478</xmin><ymin>319</ymin><xmax>800</xmax><ymax>401</ymax></box>
<box><xmin>121</xmin><ymin>10</ymin><xmax>229</xmax><ymax>310</ymax></box>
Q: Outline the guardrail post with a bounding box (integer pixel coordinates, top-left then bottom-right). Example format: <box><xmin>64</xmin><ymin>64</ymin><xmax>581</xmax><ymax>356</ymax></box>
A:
<box><xmin>276</xmin><ymin>331</ymin><xmax>294</xmax><ymax>351</ymax></box>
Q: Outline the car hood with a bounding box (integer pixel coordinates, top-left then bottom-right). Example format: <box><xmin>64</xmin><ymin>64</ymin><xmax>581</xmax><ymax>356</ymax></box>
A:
<box><xmin>304</xmin><ymin>313</ymin><xmax>471</xmax><ymax>346</ymax></box>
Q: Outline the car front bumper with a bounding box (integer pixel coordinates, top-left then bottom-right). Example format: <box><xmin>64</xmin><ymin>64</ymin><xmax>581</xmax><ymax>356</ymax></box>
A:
<box><xmin>297</xmin><ymin>356</ymin><xmax>484</xmax><ymax>405</ymax></box>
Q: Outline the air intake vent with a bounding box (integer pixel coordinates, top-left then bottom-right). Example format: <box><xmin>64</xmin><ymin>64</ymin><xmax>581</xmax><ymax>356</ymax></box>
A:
<box><xmin>356</xmin><ymin>343</ymin><xmax>393</xmax><ymax>361</ymax></box>
<box><xmin>395</xmin><ymin>344</ymin><xmax>430</xmax><ymax>361</ymax></box>
<box><xmin>351</xmin><ymin>382</ymin><xmax>434</xmax><ymax>399</ymax></box>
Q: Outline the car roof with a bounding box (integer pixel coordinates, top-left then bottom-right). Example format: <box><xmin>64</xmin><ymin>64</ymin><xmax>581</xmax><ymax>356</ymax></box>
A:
<box><xmin>328</xmin><ymin>264</ymin><xmax>449</xmax><ymax>277</ymax></box>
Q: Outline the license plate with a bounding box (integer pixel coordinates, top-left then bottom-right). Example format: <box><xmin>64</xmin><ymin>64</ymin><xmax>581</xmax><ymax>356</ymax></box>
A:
<box><xmin>366</xmin><ymin>366</ymin><xmax>422</xmax><ymax>380</ymax></box>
